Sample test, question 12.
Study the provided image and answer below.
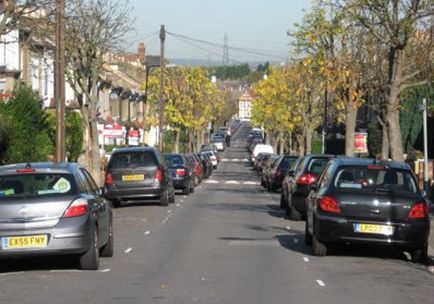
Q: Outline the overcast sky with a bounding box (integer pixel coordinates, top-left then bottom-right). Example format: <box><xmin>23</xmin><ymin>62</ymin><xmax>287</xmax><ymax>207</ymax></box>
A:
<box><xmin>125</xmin><ymin>0</ymin><xmax>312</xmax><ymax>63</ymax></box>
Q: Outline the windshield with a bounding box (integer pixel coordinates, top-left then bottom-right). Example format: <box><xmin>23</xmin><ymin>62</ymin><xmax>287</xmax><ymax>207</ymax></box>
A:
<box><xmin>334</xmin><ymin>166</ymin><xmax>418</xmax><ymax>194</ymax></box>
<box><xmin>0</xmin><ymin>173</ymin><xmax>78</xmax><ymax>199</ymax></box>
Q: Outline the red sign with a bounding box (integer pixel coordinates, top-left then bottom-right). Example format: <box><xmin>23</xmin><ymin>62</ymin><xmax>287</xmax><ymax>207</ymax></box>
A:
<box><xmin>354</xmin><ymin>133</ymin><xmax>368</xmax><ymax>154</ymax></box>
<box><xmin>103</xmin><ymin>123</ymin><xmax>124</xmax><ymax>138</ymax></box>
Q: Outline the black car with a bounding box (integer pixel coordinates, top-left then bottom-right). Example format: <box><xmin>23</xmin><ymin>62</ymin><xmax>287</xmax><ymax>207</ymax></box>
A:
<box><xmin>0</xmin><ymin>162</ymin><xmax>113</xmax><ymax>270</ymax></box>
<box><xmin>305</xmin><ymin>158</ymin><xmax>430</xmax><ymax>264</ymax></box>
<box><xmin>281</xmin><ymin>154</ymin><xmax>333</xmax><ymax>220</ymax></box>
<box><xmin>164</xmin><ymin>153</ymin><xmax>195</xmax><ymax>195</ymax></box>
<box><xmin>104</xmin><ymin>147</ymin><xmax>175</xmax><ymax>207</ymax></box>
<box><xmin>265</xmin><ymin>155</ymin><xmax>299</xmax><ymax>192</ymax></box>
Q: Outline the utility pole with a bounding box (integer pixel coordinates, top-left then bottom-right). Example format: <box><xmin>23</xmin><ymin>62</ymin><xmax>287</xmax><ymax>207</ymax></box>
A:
<box><xmin>55</xmin><ymin>0</ymin><xmax>66</xmax><ymax>162</ymax></box>
<box><xmin>422</xmin><ymin>98</ymin><xmax>429</xmax><ymax>193</ymax></box>
<box><xmin>159</xmin><ymin>25</ymin><xmax>166</xmax><ymax>151</ymax></box>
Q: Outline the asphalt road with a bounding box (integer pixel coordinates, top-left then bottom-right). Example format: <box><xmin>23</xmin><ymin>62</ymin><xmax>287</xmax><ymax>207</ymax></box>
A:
<box><xmin>0</xmin><ymin>124</ymin><xmax>433</xmax><ymax>304</ymax></box>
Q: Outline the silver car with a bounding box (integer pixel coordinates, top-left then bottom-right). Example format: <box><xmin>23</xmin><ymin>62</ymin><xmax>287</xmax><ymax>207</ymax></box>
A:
<box><xmin>0</xmin><ymin>162</ymin><xmax>113</xmax><ymax>270</ymax></box>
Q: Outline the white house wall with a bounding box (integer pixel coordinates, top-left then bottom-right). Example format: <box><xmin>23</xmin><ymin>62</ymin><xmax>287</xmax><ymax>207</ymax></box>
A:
<box><xmin>0</xmin><ymin>30</ymin><xmax>20</xmax><ymax>70</ymax></box>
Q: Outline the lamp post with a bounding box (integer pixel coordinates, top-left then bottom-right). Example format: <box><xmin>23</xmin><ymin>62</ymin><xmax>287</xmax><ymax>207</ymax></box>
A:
<box><xmin>419</xmin><ymin>98</ymin><xmax>429</xmax><ymax>194</ymax></box>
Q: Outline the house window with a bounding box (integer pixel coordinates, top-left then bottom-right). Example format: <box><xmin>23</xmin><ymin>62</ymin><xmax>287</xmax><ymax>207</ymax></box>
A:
<box><xmin>0</xmin><ymin>79</ymin><xmax>6</xmax><ymax>93</ymax></box>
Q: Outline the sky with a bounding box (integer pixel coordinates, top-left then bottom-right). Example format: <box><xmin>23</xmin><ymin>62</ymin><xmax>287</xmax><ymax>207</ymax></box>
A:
<box><xmin>125</xmin><ymin>0</ymin><xmax>312</xmax><ymax>64</ymax></box>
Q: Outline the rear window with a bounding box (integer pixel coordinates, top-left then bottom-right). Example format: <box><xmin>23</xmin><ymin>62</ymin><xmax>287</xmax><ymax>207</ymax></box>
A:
<box><xmin>307</xmin><ymin>158</ymin><xmax>330</xmax><ymax>175</ymax></box>
<box><xmin>109</xmin><ymin>151</ymin><xmax>157</xmax><ymax>169</ymax></box>
<box><xmin>280</xmin><ymin>157</ymin><xmax>298</xmax><ymax>170</ymax></box>
<box><xmin>334</xmin><ymin>166</ymin><xmax>418</xmax><ymax>194</ymax></box>
<box><xmin>0</xmin><ymin>173</ymin><xmax>77</xmax><ymax>199</ymax></box>
<box><xmin>164</xmin><ymin>154</ymin><xmax>184</xmax><ymax>167</ymax></box>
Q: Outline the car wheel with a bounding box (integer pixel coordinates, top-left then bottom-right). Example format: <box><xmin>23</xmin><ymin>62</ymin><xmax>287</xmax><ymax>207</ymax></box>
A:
<box><xmin>304</xmin><ymin>221</ymin><xmax>312</xmax><ymax>246</ymax></box>
<box><xmin>112</xmin><ymin>200</ymin><xmax>122</xmax><ymax>208</ymax></box>
<box><xmin>182</xmin><ymin>186</ymin><xmax>190</xmax><ymax>195</ymax></box>
<box><xmin>279</xmin><ymin>193</ymin><xmax>285</xmax><ymax>208</ymax></box>
<box><xmin>288</xmin><ymin>196</ymin><xmax>301</xmax><ymax>221</ymax></box>
<box><xmin>160</xmin><ymin>191</ymin><xmax>169</xmax><ymax>206</ymax></box>
<box><xmin>79</xmin><ymin>228</ymin><xmax>100</xmax><ymax>270</ymax></box>
<box><xmin>169</xmin><ymin>189</ymin><xmax>176</xmax><ymax>203</ymax></box>
<box><xmin>100</xmin><ymin>219</ymin><xmax>114</xmax><ymax>257</ymax></box>
<box><xmin>411</xmin><ymin>246</ymin><xmax>428</xmax><ymax>264</ymax></box>
<box><xmin>312</xmin><ymin>232</ymin><xmax>327</xmax><ymax>256</ymax></box>
<box><xmin>190</xmin><ymin>182</ymin><xmax>195</xmax><ymax>193</ymax></box>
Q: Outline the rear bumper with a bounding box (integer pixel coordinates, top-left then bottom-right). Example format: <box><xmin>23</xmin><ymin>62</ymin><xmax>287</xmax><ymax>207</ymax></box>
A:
<box><xmin>172</xmin><ymin>177</ymin><xmax>190</xmax><ymax>189</ymax></box>
<box><xmin>105</xmin><ymin>185</ymin><xmax>166</xmax><ymax>201</ymax></box>
<box><xmin>315</xmin><ymin>214</ymin><xmax>430</xmax><ymax>249</ymax></box>
<box><xmin>0</xmin><ymin>216</ymin><xmax>93</xmax><ymax>257</ymax></box>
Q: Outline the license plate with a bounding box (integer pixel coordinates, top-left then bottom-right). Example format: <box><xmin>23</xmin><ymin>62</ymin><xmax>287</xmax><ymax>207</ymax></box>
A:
<box><xmin>2</xmin><ymin>235</ymin><xmax>48</xmax><ymax>250</ymax></box>
<box><xmin>354</xmin><ymin>223</ymin><xmax>394</xmax><ymax>236</ymax></box>
<box><xmin>122</xmin><ymin>174</ymin><xmax>145</xmax><ymax>182</ymax></box>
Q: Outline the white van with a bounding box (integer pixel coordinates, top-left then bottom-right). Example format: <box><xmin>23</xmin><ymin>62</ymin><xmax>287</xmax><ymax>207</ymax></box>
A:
<box><xmin>252</xmin><ymin>144</ymin><xmax>274</xmax><ymax>162</ymax></box>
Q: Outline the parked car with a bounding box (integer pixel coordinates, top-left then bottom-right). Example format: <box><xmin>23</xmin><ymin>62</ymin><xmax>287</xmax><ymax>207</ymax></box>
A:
<box><xmin>185</xmin><ymin>154</ymin><xmax>204</xmax><ymax>186</ymax></box>
<box><xmin>253</xmin><ymin>152</ymin><xmax>271</xmax><ymax>172</ymax></box>
<box><xmin>202</xmin><ymin>150</ymin><xmax>218</xmax><ymax>169</ymax></box>
<box><xmin>305</xmin><ymin>158</ymin><xmax>430</xmax><ymax>264</ymax></box>
<box><xmin>0</xmin><ymin>162</ymin><xmax>113</xmax><ymax>270</ymax></box>
<box><xmin>265</xmin><ymin>155</ymin><xmax>299</xmax><ymax>192</ymax></box>
<box><xmin>104</xmin><ymin>147</ymin><xmax>175</xmax><ymax>207</ymax></box>
<box><xmin>164</xmin><ymin>153</ymin><xmax>195</xmax><ymax>195</ymax></box>
<box><xmin>251</xmin><ymin>144</ymin><xmax>274</xmax><ymax>163</ymax></box>
<box><xmin>211</xmin><ymin>136</ymin><xmax>226</xmax><ymax>151</ymax></box>
<box><xmin>197</xmin><ymin>153</ymin><xmax>213</xmax><ymax>179</ymax></box>
<box><xmin>281</xmin><ymin>154</ymin><xmax>333</xmax><ymax>220</ymax></box>
<box><xmin>261</xmin><ymin>155</ymin><xmax>279</xmax><ymax>187</ymax></box>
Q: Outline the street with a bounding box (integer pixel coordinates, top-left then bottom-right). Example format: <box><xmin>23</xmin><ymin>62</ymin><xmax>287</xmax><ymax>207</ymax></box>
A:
<box><xmin>0</xmin><ymin>124</ymin><xmax>433</xmax><ymax>304</ymax></box>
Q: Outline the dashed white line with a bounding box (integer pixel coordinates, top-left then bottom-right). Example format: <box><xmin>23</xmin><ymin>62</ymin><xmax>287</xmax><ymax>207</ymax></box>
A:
<box><xmin>316</xmin><ymin>280</ymin><xmax>326</xmax><ymax>287</ymax></box>
<box><xmin>286</xmin><ymin>225</ymin><xmax>291</xmax><ymax>230</ymax></box>
<box><xmin>167</xmin><ymin>210</ymin><xmax>172</xmax><ymax>213</ymax></box>
<box><xmin>124</xmin><ymin>247</ymin><xmax>132</xmax><ymax>253</ymax></box>
<box><xmin>205</xmin><ymin>180</ymin><xmax>219</xmax><ymax>184</ymax></box>
<box><xmin>176</xmin><ymin>203</ymin><xmax>180</xmax><ymax>207</ymax></box>
<box><xmin>99</xmin><ymin>268</ymin><xmax>111</xmax><ymax>273</ymax></box>
<box><xmin>303</xmin><ymin>257</ymin><xmax>309</xmax><ymax>262</ymax></box>
<box><xmin>144</xmin><ymin>231</ymin><xmax>151</xmax><ymax>235</ymax></box>
<box><xmin>225</xmin><ymin>180</ymin><xmax>239</xmax><ymax>184</ymax></box>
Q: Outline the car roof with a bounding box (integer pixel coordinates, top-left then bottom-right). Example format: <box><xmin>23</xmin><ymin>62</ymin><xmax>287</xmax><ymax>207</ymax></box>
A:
<box><xmin>0</xmin><ymin>162</ymin><xmax>78</xmax><ymax>174</ymax></box>
<box><xmin>112</xmin><ymin>147</ymin><xmax>158</xmax><ymax>154</ymax></box>
<box><xmin>330</xmin><ymin>157</ymin><xmax>410</xmax><ymax>170</ymax></box>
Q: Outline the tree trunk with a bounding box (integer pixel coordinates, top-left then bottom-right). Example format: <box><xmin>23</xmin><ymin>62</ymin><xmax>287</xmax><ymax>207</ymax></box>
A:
<box><xmin>345</xmin><ymin>100</ymin><xmax>358</xmax><ymax>157</ymax></box>
<box><xmin>382</xmin><ymin>123</ymin><xmax>389</xmax><ymax>159</ymax></box>
<box><xmin>305</xmin><ymin>126</ymin><xmax>312</xmax><ymax>155</ymax></box>
<box><xmin>174</xmin><ymin>129</ymin><xmax>180</xmax><ymax>153</ymax></box>
<box><xmin>188</xmin><ymin>128</ymin><xmax>193</xmax><ymax>153</ymax></box>
<box><xmin>386</xmin><ymin>47</ymin><xmax>404</xmax><ymax>161</ymax></box>
<box><xmin>296</xmin><ymin>132</ymin><xmax>305</xmax><ymax>156</ymax></box>
<box><xmin>89</xmin><ymin>81</ymin><xmax>103</xmax><ymax>186</ymax></box>
<box><xmin>278</xmin><ymin>133</ymin><xmax>284</xmax><ymax>155</ymax></box>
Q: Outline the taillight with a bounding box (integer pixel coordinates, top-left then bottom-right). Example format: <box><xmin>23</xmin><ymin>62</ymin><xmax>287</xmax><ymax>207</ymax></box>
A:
<box><xmin>408</xmin><ymin>201</ymin><xmax>428</xmax><ymax>219</ymax></box>
<box><xmin>319</xmin><ymin>196</ymin><xmax>341</xmax><ymax>214</ymax></box>
<box><xmin>16</xmin><ymin>169</ymin><xmax>35</xmax><ymax>173</ymax></box>
<box><xmin>176</xmin><ymin>168</ymin><xmax>187</xmax><ymax>176</ymax></box>
<box><xmin>154</xmin><ymin>168</ymin><xmax>164</xmax><ymax>183</ymax></box>
<box><xmin>105</xmin><ymin>173</ymin><xmax>113</xmax><ymax>186</ymax></box>
<box><xmin>63</xmin><ymin>198</ymin><xmax>88</xmax><ymax>218</ymax></box>
<box><xmin>297</xmin><ymin>173</ymin><xmax>317</xmax><ymax>185</ymax></box>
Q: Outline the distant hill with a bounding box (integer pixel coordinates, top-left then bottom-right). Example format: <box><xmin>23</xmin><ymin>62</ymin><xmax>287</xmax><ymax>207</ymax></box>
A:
<box><xmin>169</xmin><ymin>58</ymin><xmax>282</xmax><ymax>68</ymax></box>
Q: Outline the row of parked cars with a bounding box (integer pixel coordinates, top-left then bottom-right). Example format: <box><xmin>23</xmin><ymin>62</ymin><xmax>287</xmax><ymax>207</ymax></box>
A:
<box><xmin>0</xmin><ymin>145</ymin><xmax>220</xmax><ymax>270</ymax></box>
<box><xmin>251</xmin><ymin>148</ymin><xmax>430</xmax><ymax>264</ymax></box>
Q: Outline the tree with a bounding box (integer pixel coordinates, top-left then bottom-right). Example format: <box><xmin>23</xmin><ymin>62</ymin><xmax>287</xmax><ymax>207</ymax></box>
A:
<box><xmin>0</xmin><ymin>85</ymin><xmax>53</xmax><ymax>163</ymax></box>
<box><xmin>63</xmin><ymin>0</ymin><xmax>132</xmax><ymax>184</ymax></box>
<box><xmin>331</xmin><ymin>0</ymin><xmax>434</xmax><ymax>161</ymax></box>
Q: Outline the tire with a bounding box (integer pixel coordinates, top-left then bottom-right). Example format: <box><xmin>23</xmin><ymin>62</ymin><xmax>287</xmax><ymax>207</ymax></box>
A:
<box><xmin>112</xmin><ymin>200</ymin><xmax>122</xmax><ymax>208</ymax></box>
<box><xmin>312</xmin><ymin>233</ymin><xmax>327</xmax><ymax>256</ymax></box>
<box><xmin>160</xmin><ymin>191</ymin><xmax>169</xmax><ymax>206</ymax></box>
<box><xmin>280</xmin><ymin>193</ymin><xmax>285</xmax><ymax>208</ymax></box>
<box><xmin>100</xmin><ymin>219</ymin><xmax>114</xmax><ymax>257</ymax></box>
<box><xmin>288</xmin><ymin>195</ymin><xmax>302</xmax><ymax>221</ymax></box>
<box><xmin>411</xmin><ymin>246</ymin><xmax>428</xmax><ymax>265</ymax></box>
<box><xmin>190</xmin><ymin>182</ymin><xmax>195</xmax><ymax>193</ymax></box>
<box><xmin>304</xmin><ymin>221</ymin><xmax>312</xmax><ymax>246</ymax></box>
<box><xmin>182</xmin><ymin>186</ymin><xmax>190</xmax><ymax>195</ymax></box>
<box><xmin>169</xmin><ymin>189</ymin><xmax>175</xmax><ymax>203</ymax></box>
<box><xmin>79</xmin><ymin>228</ymin><xmax>100</xmax><ymax>270</ymax></box>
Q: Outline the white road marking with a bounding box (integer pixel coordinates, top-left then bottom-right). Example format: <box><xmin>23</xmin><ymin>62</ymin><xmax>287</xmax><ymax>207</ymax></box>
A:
<box><xmin>205</xmin><ymin>180</ymin><xmax>219</xmax><ymax>184</ymax></box>
<box><xmin>225</xmin><ymin>180</ymin><xmax>239</xmax><ymax>184</ymax></box>
<box><xmin>316</xmin><ymin>280</ymin><xmax>326</xmax><ymax>287</ymax></box>
<box><xmin>229</xmin><ymin>240</ymin><xmax>280</xmax><ymax>246</ymax></box>
<box><xmin>0</xmin><ymin>271</ymin><xmax>25</xmax><ymax>277</ymax></box>
<box><xmin>293</xmin><ymin>238</ymin><xmax>299</xmax><ymax>244</ymax></box>
<box><xmin>176</xmin><ymin>203</ymin><xmax>180</xmax><ymax>207</ymax></box>
<box><xmin>144</xmin><ymin>231</ymin><xmax>151</xmax><ymax>235</ymax></box>
<box><xmin>124</xmin><ymin>247</ymin><xmax>132</xmax><ymax>253</ymax></box>
<box><xmin>99</xmin><ymin>268</ymin><xmax>111</xmax><ymax>273</ymax></box>
<box><xmin>303</xmin><ymin>257</ymin><xmax>309</xmax><ymax>262</ymax></box>
<box><xmin>180</xmin><ymin>199</ymin><xmax>185</xmax><ymax>202</ymax></box>
<box><xmin>167</xmin><ymin>210</ymin><xmax>172</xmax><ymax>213</ymax></box>
<box><xmin>50</xmin><ymin>270</ymin><xmax>82</xmax><ymax>273</ymax></box>
<box><xmin>286</xmin><ymin>225</ymin><xmax>291</xmax><ymax>230</ymax></box>
<box><xmin>183</xmin><ymin>196</ymin><xmax>187</xmax><ymax>199</ymax></box>
<box><xmin>243</xmin><ymin>181</ymin><xmax>259</xmax><ymax>185</ymax></box>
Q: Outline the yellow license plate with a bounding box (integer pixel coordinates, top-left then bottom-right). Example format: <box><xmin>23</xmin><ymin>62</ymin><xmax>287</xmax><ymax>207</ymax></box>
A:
<box><xmin>122</xmin><ymin>174</ymin><xmax>145</xmax><ymax>182</ymax></box>
<box><xmin>2</xmin><ymin>235</ymin><xmax>48</xmax><ymax>249</ymax></box>
<box><xmin>354</xmin><ymin>224</ymin><xmax>393</xmax><ymax>236</ymax></box>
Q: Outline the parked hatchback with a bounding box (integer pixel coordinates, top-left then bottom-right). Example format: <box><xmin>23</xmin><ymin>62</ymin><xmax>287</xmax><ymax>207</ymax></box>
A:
<box><xmin>305</xmin><ymin>158</ymin><xmax>430</xmax><ymax>264</ymax></box>
<box><xmin>0</xmin><ymin>162</ymin><xmax>113</xmax><ymax>270</ymax></box>
<box><xmin>104</xmin><ymin>147</ymin><xmax>175</xmax><ymax>207</ymax></box>
<box><xmin>164</xmin><ymin>153</ymin><xmax>195</xmax><ymax>195</ymax></box>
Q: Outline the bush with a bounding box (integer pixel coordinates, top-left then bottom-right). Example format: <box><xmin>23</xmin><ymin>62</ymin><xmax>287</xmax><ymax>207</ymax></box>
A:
<box><xmin>0</xmin><ymin>86</ymin><xmax>54</xmax><ymax>163</ymax></box>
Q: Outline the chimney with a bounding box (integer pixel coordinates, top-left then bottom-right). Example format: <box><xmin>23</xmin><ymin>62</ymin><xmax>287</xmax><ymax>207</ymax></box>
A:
<box><xmin>138</xmin><ymin>42</ymin><xmax>145</xmax><ymax>64</ymax></box>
